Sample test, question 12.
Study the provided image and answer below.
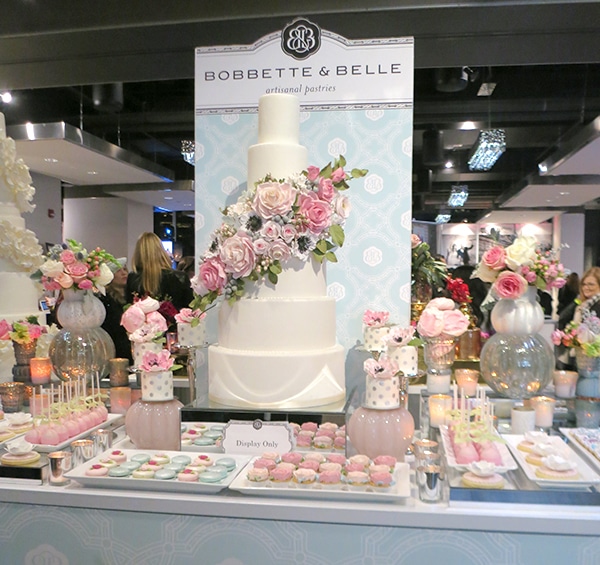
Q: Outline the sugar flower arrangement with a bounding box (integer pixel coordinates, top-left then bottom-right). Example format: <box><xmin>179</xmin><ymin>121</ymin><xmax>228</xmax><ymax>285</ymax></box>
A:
<box><xmin>0</xmin><ymin>125</ymin><xmax>36</xmax><ymax>214</ymax></box>
<box><xmin>139</xmin><ymin>349</ymin><xmax>181</xmax><ymax>373</ymax></box>
<box><xmin>32</xmin><ymin>239</ymin><xmax>118</xmax><ymax>295</ymax></box>
<box><xmin>385</xmin><ymin>325</ymin><xmax>422</xmax><ymax>349</ymax></box>
<box><xmin>473</xmin><ymin>235</ymin><xmax>566</xmax><ymax>300</ymax></box>
<box><xmin>190</xmin><ymin>156</ymin><xmax>367</xmax><ymax>311</ymax></box>
<box><xmin>174</xmin><ymin>307</ymin><xmax>206</xmax><ymax>328</ymax></box>
<box><xmin>552</xmin><ymin>310</ymin><xmax>600</xmax><ymax>357</ymax></box>
<box><xmin>364</xmin><ymin>355</ymin><xmax>398</xmax><ymax>380</ymax></box>
<box><xmin>416</xmin><ymin>297</ymin><xmax>470</xmax><ymax>339</ymax></box>
<box><xmin>121</xmin><ymin>297</ymin><xmax>168</xmax><ymax>344</ymax></box>
<box><xmin>0</xmin><ymin>316</ymin><xmax>46</xmax><ymax>345</ymax></box>
<box><xmin>362</xmin><ymin>310</ymin><xmax>389</xmax><ymax>328</ymax></box>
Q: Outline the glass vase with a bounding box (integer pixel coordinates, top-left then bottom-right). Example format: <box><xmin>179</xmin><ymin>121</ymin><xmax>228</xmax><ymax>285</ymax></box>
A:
<box><xmin>423</xmin><ymin>336</ymin><xmax>456</xmax><ymax>394</ymax></box>
<box><xmin>49</xmin><ymin>288</ymin><xmax>115</xmax><ymax>381</ymax></box>
<box><xmin>575</xmin><ymin>349</ymin><xmax>600</xmax><ymax>399</ymax></box>
<box><xmin>480</xmin><ymin>287</ymin><xmax>553</xmax><ymax>399</ymax></box>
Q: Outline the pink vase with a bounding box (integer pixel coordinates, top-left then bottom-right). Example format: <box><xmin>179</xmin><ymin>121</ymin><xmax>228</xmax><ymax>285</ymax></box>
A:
<box><xmin>347</xmin><ymin>406</ymin><xmax>414</xmax><ymax>461</ymax></box>
<box><xmin>125</xmin><ymin>398</ymin><xmax>183</xmax><ymax>450</ymax></box>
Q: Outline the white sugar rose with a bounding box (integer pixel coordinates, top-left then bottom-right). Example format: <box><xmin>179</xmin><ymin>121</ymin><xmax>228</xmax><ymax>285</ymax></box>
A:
<box><xmin>472</xmin><ymin>262</ymin><xmax>499</xmax><ymax>283</ymax></box>
<box><xmin>95</xmin><ymin>262</ymin><xmax>114</xmax><ymax>292</ymax></box>
<box><xmin>253</xmin><ymin>181</ymin><xmax>296</xmax><ymax>219</ymax></box>
<box><xmin>505</xmin><ymin>235</ymin><xmax>537</xmax><ymax>271</ymax></box>
<box><xmin>334</xmin><ymin>193</ymin><xmax>351</xmax><ymax>220</ymax></box>
<box><xmin>40</xmin><ymin>259</ymin><xmax>65</xmax><ymax>279</ymax></box>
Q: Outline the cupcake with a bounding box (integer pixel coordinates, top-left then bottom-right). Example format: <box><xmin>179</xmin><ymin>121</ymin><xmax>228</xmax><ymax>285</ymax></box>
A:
<box><xmin>281</xmin><ymin>452</ymin><xmax>303</xmax><ymax>466</ymax></box>
<box><xmin>269</xmin><ymin>465</ymin><xmax>293</xmax><ymax>483</ymax></box>
<box><xmin>318</xmin><ymin>422</ymin><xmax>339</xmax><ymax>432</ymax></box>
<box><xmin>326</xmin><ymin>453</ymin><xmax>347</xmax><ymax>466</ymax></box>
<box><xmin>319</xmin><ymin>462</ymin><xmax>342</xmax><ymax>473</ymax></box>
<box><xmin>246</xmin><ymin>467</ymin><xmax>269</xmax><ymax>483</ymax></box>
<box><xmin>373</xmin><ymin>455</ymin><xmax>397</xmax><ymax>471</ymax></box>
<box><xmin>318</xmin><ymin>469</ymin><xmax>342</xmax><ymax>489</ymax></box>
<box><xmin>369</xmin><ymin>471</ymin><xmax>394</xmax><ymax>491</ymax></box>
<box><xmin>261</xmin><ymin>452</ymin><xmax>280</xmax><ymax>462</ymax></box>
<box><xmin>300</xmin><ymin>422</ymin><xmax>319</xmax><ymax>433</ymax></box>
<box><xmin>295</xmin><ymin>435</ymin><xmax>312</xmax><ymax>448</ymax></box>
<box><xmin>348</xmin><ymin>454</ymin><xmax>370</xmax><ymax>468</ymax></box>
<box><xmin>298</xmin><ymin>459</ymin><xmax>320</xmax><ymax>472</ymax></box>
<box><xmin>345</xmin><ymin>471</ymin><xmax>370</xmax><ymax>490</ymax></box>
<box><xmin>313</xmin><ymin>436</ymin><xmax>334</xmax><ymax>450</ymax></box>
<box><xmin>298</xmin><ymin>430</ymin><xmax>315</xmax><ymax>439</ymax></box>
<box><xmin>292</xmin><ymin>468</ymin><xmax>317</xmax><ymax>488</ymax></box>
<box><xmin>368</xmin><ymin>464</ymin><xmax>390</xmax><ymax>475</ymax></box>
<box><xmin>314</xmin><ymin>428</ymin><xmax>335</xmax><ymax>439</ymax></box>
<box><xmin>276</xmin><ymin>461</ymin><xmax>297</xmax><ymax>472</ymax></box>
<box><xmin>333</xmin><ymin>436</ymin><xmax>346</xmax><ymax>450</ymax></box>
<box><xmin>253</xmin><ymin>458</ymin><xmax>277</xmax><ymax>471</ymax></box>
<box><xmin>344</xmin><ymin>462</ymin><xmax>366</xmax><ymax>474</ymax></box>
<box><xmin>304</xmin><ymin>452</ymin><xmax>326</xmax><ymax>463</ymax></box>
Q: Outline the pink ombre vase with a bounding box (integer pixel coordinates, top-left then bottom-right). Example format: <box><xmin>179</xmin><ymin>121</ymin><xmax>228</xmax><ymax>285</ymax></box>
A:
<box><xmin>347</xmin><ymin>406</ymin><xmax>414</xmax><ymax>461</ymax></box>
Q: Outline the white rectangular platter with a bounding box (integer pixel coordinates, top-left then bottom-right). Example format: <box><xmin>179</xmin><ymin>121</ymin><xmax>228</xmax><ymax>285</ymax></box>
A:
<box><xmin>440</xmin><ymin>425</ymin><xmax>517</xmax><ymax>472</ymax></box>
<box><xmin>559</xmin><ymin>428</ymin><xmax>600</xmax><ymax>474</ymax></box>
<box><xmin>228</xmin><ymin>458</ymin><xmax>411</xmax><ymax>502</ymax></box>
<box><xmin>65</xmin><ymin>449</ymin><xmax>249</xmax><ymax>494</ymax></box>
<box><xmin>503</xmin><ymin>434</ymin><xmax>600</xmax><ymax>489</ymax></box>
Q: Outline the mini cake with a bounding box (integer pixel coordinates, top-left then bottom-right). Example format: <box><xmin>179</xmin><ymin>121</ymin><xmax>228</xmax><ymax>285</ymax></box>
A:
<box><xmin>253</xmin><ymin>458</ymin><xmax>277</xmax><ymax>471</ymax></box>
<box><xmin>276</xmin><ymin>461</ymin><xmax>297</xmax><ymax>472</ymax></box>
<box><xmin>261</xmin><ymin>452</ymin><xmax>280</xmax><ymax>462</ymax></box>
<box><xmin>177</xmin><ymin>319</ymin><xmax>206</xmax><ymax>347</ymax></box>
<box><xmin>298</xmin><ymin>430</ymin><xmax>315</xmax><ymax>439</ymax></box>
<box><xmin>319</xmin><ymin>422</ymin><xmax>338</xmax><ymax>432</ymax></box>
<box><xmin>363</xmin><ymin>355</ymin><xmax>400</xmax><ymax>410</ymax></box>
<box><xmin>363</xmin><ymin>310</ymin><xmax>391</xmax><ymax>352</ymax></box>
<box><xmin>270</xmin><ymin>465</ymin><xmax>293</xmax><ymax>483</ymax></box>
<box><xmin>318</xmin><ymin>469</ymin><xmax>342</xmax><ymax>488</ymax></box>
<box><xmin>298</xmin><ymin>459</ymin><xmax>320</xmax><ymax>472</ymax></box>
<box><xmin>281</xmin><ymin>452</ymin><xmax>303</xmax><ymax>466</ymax></box>
<box><xmin>344</xmin><ymin>462</ymin><xmax>366</xmax><ymax>474</ymax></box>
<box><xmin>373</xmin><ymin>455</ymin><xmax>397</xmax><ymax>471</ymax></box>
<box><xmin>85</xmin><ymin>464</ymin><xmax>109</xmax><ymax>477</ymax></box>
<box><xmin>303</xmin><ymin>452</ymin><xmax>326</xmax><ymax>463</ymax></box>
<box><xmin>368</xmin><ymin>464</ymin><xmax>390</xmax><ymax>475</ymax></box>
<box><xmin>461</xmin><ymin>471</ymin><xmax>504</xmax><ymax>489</ymax></box>
<box><xmin>247</xmin><ymin>467</ymin><xmax>269</xmax><ymax>483</ymax></box>
<box><xmin>300</xmin><ymin>422</ymin><xmax>319</xmax><ymax>433</ymax></box>
<box><xmin>345</xmin><ymin>471</ymin><xmax>370</xmax><ymax>489</ymax></box>
<box><xmin>292</xmin><ymin>467</ymin><xmax>317</xmax><ymax>487</ymax></box>
<box><xmin>295</xmin><ymin>435</ymin><xmax>312</xmax><ymax>448</ymax></box>
<box><xmin>313</xmin><ymin>436</ymin><xmax>333</xmax><ymax>450</ymax></box>
<box><xmin>333</xmin><ymin>436</ymin><xmax>346</xmax><ymax>450</ymax></box>
<box><xmin>348</xmin><ymin>454</ymin><xmax>370</xmax><ymax>468</ymax></box>
<box><xmin>314</xmin><ymin>428</ymin><xmax>335</xmax><ymax>439</ymax></box>
<box><xmin>319</xmin><ymin>462</ymin><xmax>342</xmax><ymax>473</ymax></box>
<box><xmin>326</xmin><ymin>453</ymin><xmax>347</xmax><ymax>466</ymax></box>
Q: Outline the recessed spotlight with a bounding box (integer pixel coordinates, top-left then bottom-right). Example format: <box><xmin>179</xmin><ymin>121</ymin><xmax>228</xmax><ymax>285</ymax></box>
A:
<box><xmin>0</xmin><ymin>92</ymin><xmax>12</xmax><ymax>103</ymax></box>
<box><xmin>87</xmin><ymin>171</ymin><xmax>99</xmax><ymax>175</ymax></box>
<box><xmin>44</xmin><ymin>158</ymin><xmax>59</xmax><ymax>163</ymax></box>
<box><xmin>538</xmin><ymin>163</ymin><xmax>548</xmax><ymax>174</ymax></box>
<box><xmin>559</xmin><ymin>191</ymin><xmax>570</xmax><ymax>196</ymax></box>
<box><xmin>444</xmin><ymin>160</ymin><xmax>454</xmax><ymax>169</ymax></box>
<box><xmin>459</xmin><ymin>121</ymin><xmax>477</xmax><ymax>131</ymax></box>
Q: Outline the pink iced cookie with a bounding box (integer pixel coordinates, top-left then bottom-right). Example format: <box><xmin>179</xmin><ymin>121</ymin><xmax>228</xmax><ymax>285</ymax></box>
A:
<box><xmin>85</xmin><ymin>464</ymin><xmax>108</xmax><ymax>477</ymax></box>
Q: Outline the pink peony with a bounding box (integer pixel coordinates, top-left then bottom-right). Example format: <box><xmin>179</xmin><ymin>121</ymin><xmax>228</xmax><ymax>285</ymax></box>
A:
<box><xmin>253</xmin><ymin>181</ymin><xmax>296</xmax><ymax>219</ymax></box>
<box><xmin>411</xmin><ymin>234</ymin><xmax>421</xmax><ymax>249</ymax></box>
<box><xmin>145</xmin><ymin>311</ymin><xmax>168</xmax><ymax>333</ymax></box>
<box><xmin>136</xmin><ymin>297</ymin><xmax>160</xmax><ymax>314</ymax></box>
<box><xmin>427</xmin><ymin>297</ymin><xmax>455</xmax><ymax>311</ymax></box>
<box><xmin>317</xmin><ymin>178</ymin><xmax>335</xmax><ymax>202</ymax></box>
<box><xmin>59</xmin><ymin>250</ymin><xmax>76</xmax><ymax>265</ymax></box>
<box><xmin>298</xmin><ymin>192</ymin><xmax>332</xmax><ymax>234</ymax></box>
<box><xmin>219</xmin><ymin>232</ymin><xmax>256</xmax><ymax>279</ymax></box>
<box><xmin>417</xmin><ymin>308</ymin><xmax>445</xmax><ymax>338</ymax></box>
<box><xmin>493</xmin><ymin>270</ymin><xmax>528</xmax><ymax>299</ymax></box>
<box><xmin>363</xmin><ymin>310</ymin><xmax>389</xmax><ymax>327</ymax></box>
<box><xmin>121</xmin><ymin>304</ymin><xmax>146</xmax><ymax>333</ymax></box>
<box><xmin>481</xmin><ymin>246</ymin><xmax>507</xmax><ymax>270</ymax></box>
<box><xmin>192</xmin><ymin>257</ymin><xmax>227</xmax><ymax>295</ymax></box>
<box><xmin>64</xmin><ymin>261</ymin><xmax>89</xmax><ymax>283</ymax></box>
<box><xmin>441</xmin><ymin>309</ymin><xmax>470</xmax><ymax>337</ymax></box>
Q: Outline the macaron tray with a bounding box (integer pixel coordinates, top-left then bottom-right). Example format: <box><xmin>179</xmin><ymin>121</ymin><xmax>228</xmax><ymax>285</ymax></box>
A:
<box><xmin>503</xmin><ymin>434</ymin><xmax>600</xmax><ymax>489</ymax></box>
<box><xmin>65</xmin><ymin>449</ymin><xmax>249</xmax><ymax>494</ymax></box>
<box><xmin>179</xmin><ymin>422</ymin><xmax>225</xmax><ymax>452</ymax></box>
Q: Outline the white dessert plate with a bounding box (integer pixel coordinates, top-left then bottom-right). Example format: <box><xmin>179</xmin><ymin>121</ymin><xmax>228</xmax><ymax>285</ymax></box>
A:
<box><xmin>228</xmin><ymin>458</ymin><xmax>411</xmax><ymax>501</ymax></box>
<box><xmin>502</xmin><ymin>434</ymin><xmax>600</xmax><ymax>489</ymax></box>
<box><xmin>65</xmin><ymin>449</ymin><xmax>249</xmax><ymax>494</ymax></box>
<box><xmin>559</xmin><ymin>428</ymin><xmax>600</xmax><ymax>474</ymax></box>
<box><xmin>179</xmin><ymin>422</ymin><xmax>225</xmax><ymax>453</ymax></box>
<box><xmin>439</xmin><ymin>425</ymin><xmax>517</xmax><ymax>472</ymax></box>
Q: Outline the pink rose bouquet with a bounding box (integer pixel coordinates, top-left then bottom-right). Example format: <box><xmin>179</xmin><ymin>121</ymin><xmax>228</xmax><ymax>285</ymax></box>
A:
<box><xmin>364</xmin><ymin>355</ymin><xmax>399</xmax><ymax>379</ymax></box>
<box><xmin>32</xmin><ymin>239</ymin><xmax>118</xmax><ymax>295</ymax></box>
<box><xmin>552</xmin><ymin>310</ymin><xmax>600</xmax><ymax>357</ymax></box>
<box><xmin>473</xmin><ymin>235</ymin><xmax>566</xmax><ymax>299</ymax></box>
<box><xmin>191</xmin><ymin>155</ymin><xmax>367</xmax><ymax>312</ymax></box>
<box><xmin>0</xmin><ymin>317</ymin><xmax>46</xmax><ymax>345</ymax></box>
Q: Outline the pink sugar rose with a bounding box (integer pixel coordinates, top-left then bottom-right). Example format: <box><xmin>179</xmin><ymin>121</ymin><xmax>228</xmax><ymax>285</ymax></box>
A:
<box><xmin>55</xmin><ymin>271</ymin><xmax>74</xmax><ymax>289</ymax></box>
<box><xmin>441</xmin><ymin>309</ymin><xmax>470</xmax><ymax>337</ymax></box>
<box><xmin>386</xmin><ymin>325</ymin><xmax>415</xmax><ymax>347</ymax></box>
<box><xmin>59</xmin><ymin>250</ymin><xmax>76</xmax><ymax>265</ymax></box>
<box><xmin>298</xmin><ymin>192</ymin><xmax>332</xmax><ymax>234</ymax></box>
<box><xmin>268</xmin><ymin>240</ymin><xmax>291</xmax><ymax>262</ymax></box>
<box><xmin>140</xmin><ymin>349</ymin><xmax>173</xmax><ymax>372</ymax></box>
<box><xmin>0</xmin><ymin>319</ymin><xmax>10</xmax><ymax>340</ymax></box>
<box><xmin>317</xmin><ymin>178</ymin><xmax>335</xmax><ymax>202</ymax></box>
<box><xmin>64</xmin><ymin>261</ymin><xmax>89</xmax><ymax>283</ymax></box>
<box><xmin>219</xmin><ymin>232</ymin><xmax>256</xmax><ymax>279</ymax></box>
<box><xmin>411</xmin><ymin>234</ymin><xmax>421</xmax><ymax>249</ymax></box>
<box><xmin>78</xmin><ymin>279</ymin><xmax>93</xmax><ymax>290</ymax></box>
<box><xmin>427</xmin><ymin>297</ymin><xmax>455</xmax><ymax>311</ymax></box>
<box><xmin>417</xmin><ymin>308</ymin><xmax>445</xmax><ymax>338</ymax></box>
<box><xmin>191</xmin><ymin>257</ymin><xmax>227</xmax><ymax>295</ymax></box>
<box><xmin>253</xmin><ymin>238</ymin><xmax>268</xmax><ymax>255</ymax></box>
<box><xmin>146</xmin><ymin>311</ymin><xmax>168</xmax><ymax>333</ymax></box>
<box><xmin>481</xmin><ymin>246</ymin><xmax>507</xmax><ymax>270</ymax></box>
<box><xmin>121</xmin><ymin>304</ymin><xmax>146</xmax><ymax>333</ymax></box>
<box><xmin>253</xmin><ymin>181</ymin><xmax>296</xmax><ymax>219</ymax></box>
<box><xmin>306</xmin><ymin>165</ymin><xmax>321</xmax><ymax>182</ymax></box>
<box><xmin>330</xmin><ymin>167</ymin><xmax>347</xmax><ymax>183</ymax></box>
<box><xmin>261</xmin><ymin>221</ymin><xmax>281</xmax><ymax>240</ymax></box>
<box><xmin>493</xmin><ymin>270</ymin><xmax>528</xmax><ymax>299</ymax></box>
<box><xmin>281</xmin><ymin>224</ymin><xmax>297</xmax><ymax>243</ymax></box>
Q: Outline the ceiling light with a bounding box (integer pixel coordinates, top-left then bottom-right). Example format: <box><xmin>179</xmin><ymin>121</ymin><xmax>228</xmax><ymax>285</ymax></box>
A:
<box><xmin>44</xmin><ymin>157</ymin><xmax>58</xmax><ymax>163</ymax></box>
<box><xmin>468</xmin><ymin>129</ymin><xmax>506</xmax><ymax>171</ymax></box>
<box><xmin>444</xmin><ymin>160</ymin><xmax>454</xmax><ymax>169</ymax></box>
<box><xmin>459</xmin><ymin>121</ymin><xmax>477</xmax><ymax>131</ymax></box>
<box><xmin>0</xmin><ymin>92</ymin><xmax>12</xmax><ymax>103</ymax></box>
<box><xmin>87</xmin><ymin>170</ymin><xmax>99</xmax><ymax>175</ymax></box>
<box><xmin>448</xmin><ymin>184</ymin><xmax>469</xmax><ymax>207</ymax></box>
<box><xmin>477</xmin><ymin>83</ymin><xmax>497</xmax><ymax>96</ymax></box>
<box><xmin>181</xmin><ymin>140</ymin><xmax>195</xmax><ymax>166</ymax></box>
<box><xmin>435</xmin><ymin>213</ymin><xmax>451</xmax><ymax>224</ymax></box>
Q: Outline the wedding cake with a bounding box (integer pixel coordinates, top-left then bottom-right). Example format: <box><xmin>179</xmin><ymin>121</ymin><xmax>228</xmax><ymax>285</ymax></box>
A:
<box><xmin>0</xmin><ymin>113</ymin><xmax>44</xmax><ymax>380</ymax></box>
<box><xmin>208</xmin><ymin>94</ymin><xmax>346</xmax><ymax>408</ymax></box>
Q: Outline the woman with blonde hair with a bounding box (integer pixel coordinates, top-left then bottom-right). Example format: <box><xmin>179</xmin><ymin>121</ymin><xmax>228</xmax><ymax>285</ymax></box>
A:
<box><xmin>126</xmin><ymin>232</ymin><xmax>193</xmax><ymax>310</ymax></box>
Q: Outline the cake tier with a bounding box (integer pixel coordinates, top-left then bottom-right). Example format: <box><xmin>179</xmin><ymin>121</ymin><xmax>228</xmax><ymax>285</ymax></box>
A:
<box><xmin>132</xmin><ymin>341</ymin><xmax>164</xmax><ymax>369</ymax></box>
<box><xmin>387</xmin><ymin>346</ymin><xmax>418</xmax><ymax>377</ymax></box>
<box><xmin>208</xmin><ymin>344</ymin><xmax>346</xmax><ymax>408</ymax></box>
<box><xmin>141</xmin><ymin>370</ymin><xmax>174</xmax><ymax>402</ymax></box>
<box><xmin>247</xmin><ymin>143</ymin><xmax>308</xmax><ymax>187</ymax></box>
<box><xmin>218</xmin><ymin>296</ymin><xmax>336</xmax><ymax>350</ymax></box>
<box><xmin>363</xmin><ymin>326</ymin><xmax>391</xmax><ymax>352</ymax></box>
<box><xmin>0</xmin><ymin>273</ymin><xmax>41</xmax><ymax>316</ymax></box>
<box><xmin>365</xmin><ymin>375</ymin><xmax>400</xmax><ymax>409</ymax></box>
<box><xmin>177</xmin><ymin>322</ymin><xmax>206</xmax><ymax>347</ymax></box>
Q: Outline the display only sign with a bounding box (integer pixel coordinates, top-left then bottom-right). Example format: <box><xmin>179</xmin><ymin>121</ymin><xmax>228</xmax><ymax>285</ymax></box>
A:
<box><xmin>221</xmin><ymin>420</ymin><xmax>294</xmax><ymax>454</ymax></box>
<box><xmin>195</xmin><ymin>18</ymin><xmax>413</xmax><ymax>113</ymax></box>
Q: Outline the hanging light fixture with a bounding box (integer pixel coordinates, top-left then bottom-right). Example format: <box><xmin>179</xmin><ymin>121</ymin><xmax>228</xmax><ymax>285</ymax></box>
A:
<box><xmin>467</xmin><ymin>129</ymin><xmax>506</xmax><ymax>171</ymax></box>
<box><xmin>448</xmin><ymin>184</ymin><xmax>469</xmax><ymax>207</ymax></box>
<box><xmin>181</xmin><ymin>140</ymin><xmax>195</xmax><ymax>166</ymax></box>
<box><xmin>435</xmin><ymin>213</ymin><xmax>452</xmax><ymax>224</ymax></box>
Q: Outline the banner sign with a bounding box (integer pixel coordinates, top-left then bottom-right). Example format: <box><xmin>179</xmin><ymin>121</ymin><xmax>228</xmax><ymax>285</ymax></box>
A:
<box><xmin>195</xmin><ymin>18</ymin><xmax>413</xmax><ymax>113</ymax></box>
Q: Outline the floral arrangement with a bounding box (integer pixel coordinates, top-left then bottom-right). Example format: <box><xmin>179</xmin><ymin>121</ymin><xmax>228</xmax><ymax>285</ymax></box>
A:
<box><xmin>0</xmin><ymin>316</ymin><xmax>46</xmax><ymax>345</ymax></box>
<box><xmin>32</xmin><ymin>239</ymin><xmax>118</xmax><ymax>295</ymax></box>
<box><xmin>446</xmin><ymin>277</ymin><xmax>472</xmax><ymax>303</ymax></box>
<box><xmin>174</xmin><ymin>307</ymin><xmax>206</xmax><ymax>328</ymax></box>
<box><xmin>364</xmin><ymin>355</ymin><xmax>398</xmax><ymax>380</ymax></box>
<box><xmin>411</xmin><ymin>234</ymin><xmax>448</xmax><ymax>288</ymax></box>
<box><xmin>362</xmin><ymin>310</ymin><xmax>389</xmax><ymax>328</ymax></box>
<box><xmin>190</xmin><ymin>156</ymin><xmax>366</xmax><ymax>311</ymax></box>
<box><xmin>121</xmin><ymin>297</ymin><xmax>168</xmax><ymax>344</ymax></box>
<box><xmin>416</xmin><ymin>297</ymin><xmax>470</xmax><ymax>339</ymax></box>
<box><xmin>473</xmin><ymin>235</ymin><xmax>566</xmax><ymax>300</ymax></box>
<box><xmin>139</xmin><ymin>349</ymin><xmax>181</xmax><ymax>373</ymax></box>
<box><xmin>552</xmin><ymin>310</ymin><xmax>600</xmax><ymax>357</ymax></box>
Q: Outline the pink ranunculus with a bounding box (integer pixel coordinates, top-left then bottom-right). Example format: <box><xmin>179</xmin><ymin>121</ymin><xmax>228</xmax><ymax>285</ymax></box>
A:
<box><xmin>253</xmin><ymin>238</ymin><xmax>269</xmax><ymax>255</ymax></box>
<box><xmin>268</xmin><ymin>240</ymin><xmax>291</xmax><ymax>263</ymax></box>
<box><xmin>191</xmin><ymin>257</ymin><xmax>227</xmax><ymax>295</ymax></box>
<box><xmin>121</xmin><ymin>304</ymin><xmax>146</xmax><ymax>333</ymax></box>
<box><xmin>493</xmin><ymin>270</ymin><xmax>528</xmax><ymax>299</ymax></box>
<box><xmin>330</xmin><ymin>167</ymin><xmax>347</xmax><ymax>183</ymax></box>
<box><xmin>441</xmin><ymin>309</ymin><xmax>470</xmax><ymax>337</ymax></box>
<box><xmin>78</xmin><ymin>279</ymin><xmax>93</xmax><ymax>290</ymax></box>
<box><xmin>298</xmin><ymin>192</ymin><xmax>332</xmax><ymax>234</ymax></box>
<box><xmin>0</xmin><ymin>319</ymin><xmax>11</xmax><ymax>340</ymax></box>
<box><xmin>417</xmin><ymin>308</ymin><xmax>445</xmax><ymax>338</ymax></box>
<box><xmin>306</xmin><ymin>166</ymin><xmax>321</xmax><ymax>182</ymax></box>
<box><xmin>64</xmin><ymin>261</ymin><xmax>89</xmax><ymax>283</ymax></box>
<box><xmin>427</xmin><ymin>297</ymin><xmax>455</xmax><ymax>311</ymax></box>
<box><xmin>55</xmin><ymin>271</ymin><xmax>74</xmax><ymax>289</ymax></box>
<box><xmin>219</xmin><ymin>232</ymin><xmax>256</xmax><ymax>279</ymax></box>
<box><xmin>253</xmin><ymin>181</ymin><xmax>296</xmax><ymax>219</ymax></box>
<box><xmin>145</xmin><ymin>311</ymin><xmax>168</xmax><ymax>333</ymax></box>
<box><xmin>481</xmin><ymin>246</ymin><xmax>507</xmax><ymax>270</ymax></box>
<box><xmin>59</xmin><ymin>250</ymin><xmax>76</xmax><ymax>265</ymax></box>
<box><xmin>261</xmin><ymin>221</ymin><xmax>281</xmax><ymax>240</ymax></box>
<box><xmin>317</xmin><ymin>178</ymin><xmax>335</xmax><ymax>202</ymax></box>
<box><xmin>411</xmin><ymin>234</ymin><xmax>421</xmax><ymax>249</ymax></box>
<box><xmin>281</xmin><ymin>224</ymin><xmax>297</xmax><ymax>243</ymax></box>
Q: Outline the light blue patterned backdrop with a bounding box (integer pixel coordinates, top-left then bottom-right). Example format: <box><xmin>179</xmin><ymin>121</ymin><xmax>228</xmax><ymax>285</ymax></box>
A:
<box><xmin>194</xmin><ymin>109</ymin><xmax>413</xmax><ymax>391</ymax></box>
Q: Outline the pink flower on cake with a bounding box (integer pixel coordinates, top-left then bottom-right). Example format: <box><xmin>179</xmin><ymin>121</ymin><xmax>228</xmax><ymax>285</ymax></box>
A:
<box><xmin>253</xmin><ymin>181</ymin><xmax>296</xmax><ymax>219</ymax></box>
<box><xmin>268</xmin><ymin>240</ymin><xmax>291</xmax><ymax>263</ymax></box>
<box><xmin>386</xmin><ymin>326</ymin><xmax>416</xmax><ymax>348</ymax></box>
<box><xmin>363</xmin><ymin>310</ymin><xmax>389</xmax><ymax>327</ymax></box>
<box><xmin>145</xmin><ymin>311</ymin><xmax>168</xmax><ymax>333</ymax></box>
<box><xmin>330</xmin><ymin>167</ymin><xmax>347</xmax><ymax>184</ymax></box>
<box><xmin>175</xmin><ymin>308</ymin><xmax>206</xmax><ymax>326</ymax></box>
<box><xmin>306</xmin><ymin>165</ymin><xmax>321</xmax><ymax>182</ymax></box>
<box><xmin>317</xmin><ymin>178</ymin><xmax>335</xmax><ymax>202</ymax></box>
<box><xmin>261</xmin><ymin>221</ymin><xmax>281</xmax><ymax>240</ymax></box>
<box><xmin>121</xmin><ymin>297</ymin><xmax>168</xmax><ymax>343</ymax></box>
<box><xmin>139</xmin><ymin>349</ymin><xmax>174</xmax><ymax>372</ymax></box>
<box><xmin>121</xmin><ymin>304</ymin><xmax>146</xmax><ymax>333</ymax></box>
<box><xmin>191</xmin><ymin>257</ymin><xmax>227</xmax><ymax>295</ymax></box>
<box><xmin>364</xmin><ymin>355</ymin><xmax>398</xmax><ymax>379</ymax></box>
<box><xmin>333</xmin><ymin>193</ymin><xmax>351</xmax><ymax>219</ymax></box>
<box><xmin>219</xmin><ymin>232</ymin><xmax>256</xmax><ymax>279</ymax></box>
<box><xmin>493</xmin><ymin>271</ymin><xmax>528</xmax><ymax>300</ymax></box>
<box><xmin>281</xmin><ymin>224</ymin><xmax>297</xmax><ymax>243</ymax></box>
<box><xmin>298</xmin><ymin>192</ymin><xmax>332</xmax><ymax>234</ymax></box>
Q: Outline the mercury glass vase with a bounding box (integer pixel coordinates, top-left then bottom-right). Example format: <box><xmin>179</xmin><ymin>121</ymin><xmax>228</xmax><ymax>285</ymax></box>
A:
<box><xmin>11</xmin><ymin>340</ymin><xmax>37</xmax><ymax>382</ymax></box>
<box><xmin>575</xmin><ymin>349</ymin><xmax>600</xmax><ymax>399</ymax></box>
<box><xmin>480</xmin><ymin>286</ymin><xmax>553</xmax><ymax>399</ymax></box>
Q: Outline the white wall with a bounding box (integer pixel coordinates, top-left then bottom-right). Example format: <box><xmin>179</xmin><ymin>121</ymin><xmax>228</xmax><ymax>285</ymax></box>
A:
<box><xmin>557</xmin><ymin>212</ymin><xmax>585</xmax><ymax>276</ymax></box>
<box><xmin>126</xmin><ymin>201</ymin><xmax>154</xmax><ymax>262</ymax></box>
<box><xmin>26</xmin><ymin>172</ymin><xmax>62</xmax><ymax>248</ymax></box>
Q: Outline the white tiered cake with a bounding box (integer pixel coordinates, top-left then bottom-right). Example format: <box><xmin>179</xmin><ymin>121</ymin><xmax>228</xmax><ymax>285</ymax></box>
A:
<box><xmin>208</xmin><ymin>94</ymin><xmax>346</xmax><ymax>408</ymax></box>
<box><xmin>0</xmin><ymin>113</ymin><xmax>44</xmax><ymax>380</ymax></box>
